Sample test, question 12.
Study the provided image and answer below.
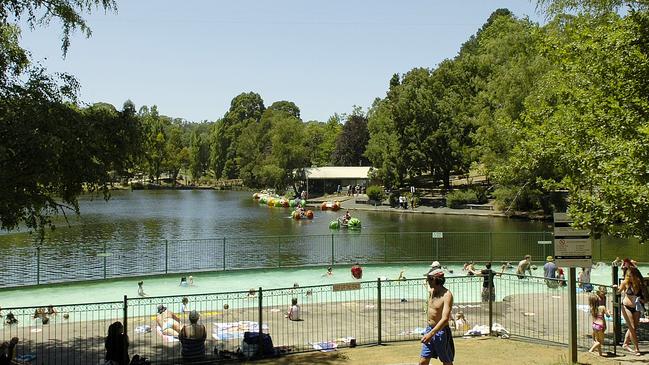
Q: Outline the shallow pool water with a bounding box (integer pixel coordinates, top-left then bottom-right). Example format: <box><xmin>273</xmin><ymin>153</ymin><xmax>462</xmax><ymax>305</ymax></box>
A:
<box><xmin>1</xmin><ymin>261</ymin><xmax>641</xmax><ymax>309</ymax></box>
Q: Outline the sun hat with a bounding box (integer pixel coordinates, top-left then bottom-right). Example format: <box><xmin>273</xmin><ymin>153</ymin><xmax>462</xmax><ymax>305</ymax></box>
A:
<box><xmin>157</xmin><ymin>304</ymin><xmax>166</xmax><ymax>314</ymax></box>
<box><xmin>430</xmin><ymin>261</ymin><xmax>441</xmax><ymax>269</ymax></box>
<box><xmin>189</xmin><ymin>310</ymin><xmax>199</xmax><ymax>322</ymax></box>
<box><xmin>546</xmin><ymin>256</ymin><xmax>553</xmax><ymax>262</ymax></box>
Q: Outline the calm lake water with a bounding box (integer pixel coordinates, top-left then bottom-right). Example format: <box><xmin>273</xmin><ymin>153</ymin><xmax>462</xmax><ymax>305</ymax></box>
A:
<box><xmin>0</xmin><ymin>190</ymin><xmax>646</xmax><ymax>287</ymax></box>
<box><xmin>0</xmin><ymin>190</ymin><xmax>548</xmax><ymax>245</ymax></box>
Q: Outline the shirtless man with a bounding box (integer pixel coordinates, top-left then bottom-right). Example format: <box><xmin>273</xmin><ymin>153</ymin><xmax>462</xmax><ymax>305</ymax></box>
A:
<box><xmin>516</xmin><ymin>255</ymin><xmax>532</xmax><ymax>279</ymax></box>
<box><xmin>420</xmin><ymin>268</ymin><xmax>454</xmax><ymax>365</ymax></box>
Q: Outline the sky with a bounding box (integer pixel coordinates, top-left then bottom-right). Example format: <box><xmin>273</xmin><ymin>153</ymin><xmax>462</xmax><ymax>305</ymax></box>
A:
<box><xmin>19</xmin><ymin>0</ymin><xmax>544</xmax><ymax>123</ymax></box>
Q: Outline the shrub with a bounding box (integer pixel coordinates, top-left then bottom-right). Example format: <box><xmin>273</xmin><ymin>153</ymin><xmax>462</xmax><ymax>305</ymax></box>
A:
<box><xmin>493</xmin><ymin>186</ymin><xmax>545</xmax><ymax>212</ymax></box>
<box><xmin>445</xmin><ymin>190</ymin><xmax>479</xmax><ymax>208</ymax></box>
<box><xmin>366</xmin><ymin>185</ymin><xmax>385</xmax><ymax>203</ymax></box>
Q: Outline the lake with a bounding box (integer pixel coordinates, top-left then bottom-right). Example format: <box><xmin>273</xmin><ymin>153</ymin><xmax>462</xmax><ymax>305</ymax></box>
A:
<box><xmin>0</xmin><ymin>190</ymin><xmax>645</xmax><ymax>287</ymax></box>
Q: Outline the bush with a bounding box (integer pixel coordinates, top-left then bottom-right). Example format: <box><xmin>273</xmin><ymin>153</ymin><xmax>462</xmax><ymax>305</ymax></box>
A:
<box><xmin>445</xmin><ymin>190</ymin><xmax>479</xmax><ymax>208</ymax></box>
<box><xmin>366</xmin><ymin>185</ymin><xmax>385</xmax><ymax>203</ymax></box>
<box><xmin>493</xmin><ymin>186</ymin><xmax>545</xmax><ymax>212</ymax></box>
<box><xmin>389</xmin><ymin>191</ymin><xmax>400</xmax><ymax>207</ymax></box>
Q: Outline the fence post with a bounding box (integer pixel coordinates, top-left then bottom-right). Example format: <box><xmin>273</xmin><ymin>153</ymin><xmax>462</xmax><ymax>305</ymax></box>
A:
<box><xmin>36</xmin><ymin>246</ymin><xmax>41</xmax><ymax>285</ymax></box>
<box><xmin>489</xmin><ymin>232</ymin><xmax>493</xmax><ymax>262</ymax></box>
<box><xmin>331</xmin><ymin>234</ymin><xmax>335</xmax><ymax>266</ymax></box>
<box><xmin>612</xmin><ymin>265</ymin><xmax>621</xmax><ymax>347</ymax></box>
<box><xmin>123</xmin><ymin>295</ymin><xmax>128</xmax><ymax>336</ymax></box>
<box><xmin>383</xmin><ymin>233</ymin><xmax>387</xmax><ymax>263</ymax></box>
<box><xmin>258</xmin><ymin>287</ymin><xmax>264</xmax><ymax>356</ymax></box>
<box><xmin>103</xmin><ymin>241</ymin><xmax>107</xmax><ymax>279</ymax></box>
<box><xmin>377</xmin><ymin>278</ymin><xmax>382</xmax><ymax>345</ymax></box>
<box><xmin>164</xmin><ymin>240</ymin><xmax>169</xmax><ymax>274</ymax></box>
<box><xmin>488</xmin><ymin>279</ymin><xmax>494</xmax><ymax>336</ymax></box>
<box><xmin>277</xmin><ymin>237</ymin><xmax>281</xmax><ymax>268</ymax></box>
<box><xmin>222</xmin><ymin>237</ymin><xmax>226</xmax><ymax>270</ymax></box>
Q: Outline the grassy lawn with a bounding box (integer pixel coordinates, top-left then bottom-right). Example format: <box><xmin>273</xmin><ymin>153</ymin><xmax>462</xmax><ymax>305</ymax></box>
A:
<box><xmin>247</xmin><ymin>338</ymin><xmax>644</xmax><ymax>364</ymax></box>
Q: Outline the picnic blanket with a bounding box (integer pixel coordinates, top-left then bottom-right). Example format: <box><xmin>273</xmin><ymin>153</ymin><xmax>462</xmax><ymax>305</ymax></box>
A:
<box><xmin>464</xmin><ymin>323</ymin><xmax>510</xmax><ymax>338</ymax></box>
<box><xmin>398</xmin><ymin>327</ymin><xmax>427</xmax><ymax>336</ymax></box>
<box><xmin>312</xmin><ymin>341</ymin><xmax>337</xmax><ymax>352</ymax></box>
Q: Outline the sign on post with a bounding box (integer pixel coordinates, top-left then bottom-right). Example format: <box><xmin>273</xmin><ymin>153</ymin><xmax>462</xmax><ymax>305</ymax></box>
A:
<box><xmin>537</xmin><ymin>240</ymin><xmax>552</xmax><ymax>245</ymax></box>
<box><xmin>432</xmin><ymin>232</ymin><xmax>443</xmax><ymax>239</ymax></box>
<box><xmin>553</xmin><ymin>213</ymin><xmax>591</xmax><ymax>268</ymax></box>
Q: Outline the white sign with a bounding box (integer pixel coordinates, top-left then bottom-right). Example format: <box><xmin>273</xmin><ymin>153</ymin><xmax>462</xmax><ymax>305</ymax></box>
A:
<box><xmin>554</xmin><ymin>238</ymin><xmax>592</xmax><ymax>267</ymax></box>
<box><xmin>537</xmin><ymin>240</ymin><xmax>552</xmax><ymax>245</ymax></box>
<box><xmin>553</xmin><ymin>213</ymin><xmax>591</xmax><ymax>267</ymax></box>
<box><xmin>432</xmin><ymin>232</ymin><xmax>443</xmax><ymax>239</ymax></box>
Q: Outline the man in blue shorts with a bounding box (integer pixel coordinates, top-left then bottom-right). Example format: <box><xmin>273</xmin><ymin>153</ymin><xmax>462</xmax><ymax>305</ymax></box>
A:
<box><xmin>420</xmin><ymin>268</ymin><xmax>454</xmax><ymax>365</ymax></box>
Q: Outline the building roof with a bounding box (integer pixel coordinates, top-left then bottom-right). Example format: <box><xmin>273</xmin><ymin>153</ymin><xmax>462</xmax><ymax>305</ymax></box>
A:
<box><xmin>305</xmin><ymin>166</ymin><xmax>372</xmax><ymax>180</ymax></box>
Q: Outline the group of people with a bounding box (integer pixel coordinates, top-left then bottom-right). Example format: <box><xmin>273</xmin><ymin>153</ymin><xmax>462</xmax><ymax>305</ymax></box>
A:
<box><xmin>154</xmin><ymin>304</ymin><xmax>206</xmax><ymax>362</ymax></box>
<box><xmin>346</xmin><ymin>185</ymin><xmax>364</xmax><ymax>196</ymax></box>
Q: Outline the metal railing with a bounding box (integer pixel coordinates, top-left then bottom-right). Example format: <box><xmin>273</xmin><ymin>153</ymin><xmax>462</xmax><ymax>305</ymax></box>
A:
<box><xmin>1</xmin><ymin>231</ymin><xmax>646</xmax><ymax>288</ymax></box>
<box><xmin>0</xmin><ymin>274</ymin><xmax>630</xmax><ymax>364</ymax></box>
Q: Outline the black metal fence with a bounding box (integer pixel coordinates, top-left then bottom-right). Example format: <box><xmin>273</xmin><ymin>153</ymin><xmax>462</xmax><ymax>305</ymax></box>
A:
<box><xmin>0</xmin><ymin>274</ymin><xmax>629</xmax><ymax>364</ymax></box>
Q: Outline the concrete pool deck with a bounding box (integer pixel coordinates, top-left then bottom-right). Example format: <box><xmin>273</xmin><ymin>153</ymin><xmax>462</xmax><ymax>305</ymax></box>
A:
<box><xmin>2</xmin><ymin>291</ymin><xmax>647</xmax><ymax>364</ymax></box>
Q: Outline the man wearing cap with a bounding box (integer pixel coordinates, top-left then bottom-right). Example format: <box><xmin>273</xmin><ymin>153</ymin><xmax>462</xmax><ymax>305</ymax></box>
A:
<box><xmin>543</xmin><ymin>256</ymin><xmax>558</xmax><ymax>288</ymax></box>
<box><xmin>179</xmin><ymin>310</ymin><xmax>206</xmax><ymax>361</ymax></box>
<box><xmin>420</xmin><ymin>268</ymin><xmax>454</xmax><ymax>365</ymax></box>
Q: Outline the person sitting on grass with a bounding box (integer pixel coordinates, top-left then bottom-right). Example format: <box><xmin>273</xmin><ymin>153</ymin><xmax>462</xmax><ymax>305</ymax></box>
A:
<box><xmin>105</xmin><ymin>321</ymin><xmax>129</xmax><ymax>365</ymax></box>
<box><xmin>179</xmin><ymin>311</ymin><xmax>206</xmax><ymax>362</ymax></box>
<box><xmin>285</xmin><ymin>298</ymin><xmax>301</xmax><ymax>321</ymax></box>
<box><xmin>0</xmin><ymin>337</ymin><xmax>19</xmax><ymax>365</ymax></box>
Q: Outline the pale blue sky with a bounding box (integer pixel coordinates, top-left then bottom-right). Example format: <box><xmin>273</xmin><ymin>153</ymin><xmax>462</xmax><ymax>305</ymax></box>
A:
<box><xmin>20</xmin><ymin>1</ymin><xmax>542</xmax><ymax>122</ymax></box>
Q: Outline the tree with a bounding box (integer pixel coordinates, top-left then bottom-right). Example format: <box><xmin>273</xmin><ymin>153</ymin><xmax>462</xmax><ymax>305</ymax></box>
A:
<box><xmin>304</xmin><ymin>114</ymin><xmax>342</xmax><ymax>167</ymax></box>
<box><xmin>0</xmin><ymin>77</ymin><xmax>141</xmax><ymax>235</ymax></box>
<box><xmin>210</xmin><ymin>92</ymin><xmax>265</xmax><ymax>179</ymax></box>
<box><xmin>0</xmin><ymin>1</ymin><xmax>147</xmax><ymax>237</ymax></box>
<box><xmin>507</xmin><ymin>11</ymin><xmax>649</xmax><ymax>240</ymax></box>
<box><xmin>366</xmin><ymin>98</ymin><xmax>404</xmax><ymax>188</ymax></box>
<box><xmin>331</xmin><ymin>107</ymin><xmax>370</xmax><ymax>166</ymax></box>
<box><xmin>189</xmin><ymin>130</ymin><xmax>210</xmax><ymax>181</ymax></box>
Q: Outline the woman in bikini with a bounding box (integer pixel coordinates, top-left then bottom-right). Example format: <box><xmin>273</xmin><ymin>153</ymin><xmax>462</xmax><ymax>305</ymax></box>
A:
<box><xmin>617</xmin><ymin>267</ymin><xmax>646</xmax><ymax>355</ymax></box>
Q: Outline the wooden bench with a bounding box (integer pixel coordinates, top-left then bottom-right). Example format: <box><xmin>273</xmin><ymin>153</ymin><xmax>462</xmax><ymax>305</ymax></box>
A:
<box><xmin>465</xmin><ymin>204</ymin><xmax>495</xmax><ymax>211</ymax></box>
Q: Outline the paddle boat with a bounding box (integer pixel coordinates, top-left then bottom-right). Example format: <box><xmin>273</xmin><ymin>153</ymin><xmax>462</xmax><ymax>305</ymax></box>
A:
<box><xmin>320</xmin><ymin>201</ymin><xmax>341</xmax><ymax>211</ymax></box>
<box><xmin>292</xmin><ymin>209</ymin><xmax>314</xmax><ymax>220</ymax></box>
<box><xmin>329</xmin><ymin>217</ymin><xmax>361</xmax><ymax>229</ymax></box>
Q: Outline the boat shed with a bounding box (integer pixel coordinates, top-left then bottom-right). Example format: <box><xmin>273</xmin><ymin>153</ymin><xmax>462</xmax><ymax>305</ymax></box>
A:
<box><xmin>304</xmin><ymin>166</ymin><xmax>373</xmax><ymax>196</ymax></box>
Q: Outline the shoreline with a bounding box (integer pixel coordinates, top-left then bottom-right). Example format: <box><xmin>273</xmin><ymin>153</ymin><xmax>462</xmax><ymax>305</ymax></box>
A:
<box><xmin>308</xmin><ymin>194</ymin><xmax>549</xmax><ymax>221</ymax></box>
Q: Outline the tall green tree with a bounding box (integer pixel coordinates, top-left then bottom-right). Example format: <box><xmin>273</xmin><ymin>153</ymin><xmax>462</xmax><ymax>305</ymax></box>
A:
<box><xmin>210</xmin><ymin>92</ymin><xmax>265</xmax><ymax>179</ymax></box>
<box><xmin>0</xmin><ymin>1</ymin><xmax>147</xmax><ymax>236</ymax></box>
<box><xmin>506</xmin><ymin>11</ymin><xmax>649</xmax><ymax>240</ymax></box>
<box><xmin>332</xmin><ymin>107</ymin><xmax>370</xmax><ymax>166</ymax></box>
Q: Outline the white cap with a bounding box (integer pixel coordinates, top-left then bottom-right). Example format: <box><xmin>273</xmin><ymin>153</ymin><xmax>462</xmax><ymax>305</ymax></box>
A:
<box><xmin>430</xmin><ymin>261</ymin><xmax>441</xmax><ymax>269</ymax></box>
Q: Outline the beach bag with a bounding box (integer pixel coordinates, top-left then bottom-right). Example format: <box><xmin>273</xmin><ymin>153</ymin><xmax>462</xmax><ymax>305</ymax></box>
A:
<box><xmin>242</xmin><ymin>332</ymin><xmax>274</xmax><ymax>358</ymax></box>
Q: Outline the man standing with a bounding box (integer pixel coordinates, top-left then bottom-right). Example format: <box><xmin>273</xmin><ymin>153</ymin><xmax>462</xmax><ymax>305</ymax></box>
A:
<box><xmin>516</xmin><ymin>255</ymin><xmax>532</xmax><ymax>279</ymax></box>
<box><xmin>473</xmin><ymin>262</ymin><xmax>501</xmax><ymax>302</ymax></box>
<box><xmin>543</xmin><ymin>256</ymin><xmax>558</xmax><ymax>288</ymax></box>
<box><xmin>420</xmin><ymin>269</ymin><xmax>454</xmax><ymax>365</ymax></box>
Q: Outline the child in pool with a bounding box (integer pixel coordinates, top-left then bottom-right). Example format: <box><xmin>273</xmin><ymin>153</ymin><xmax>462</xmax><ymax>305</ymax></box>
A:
<box><xmin>588</xmin><ymin>293</ymin><xmax>607</xmax><ymax>356</ymax></box>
